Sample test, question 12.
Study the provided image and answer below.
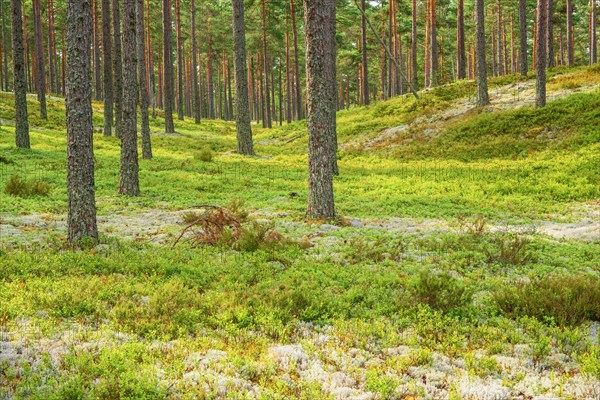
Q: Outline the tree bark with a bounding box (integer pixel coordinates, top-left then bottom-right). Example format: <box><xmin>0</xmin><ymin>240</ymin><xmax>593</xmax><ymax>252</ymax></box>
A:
<box><xmin>191</xmin><ymin>0</ymin><xmax>201</xmax><ymax>123</ymax></box>
<box><xmin>290</xmin><ymin>0</ymin><xmax>302</xmax><ymax>119</ymax></box>
<box><xmin>497</xmin><ymin>0</ymin><xmax>503</xmax><ymax>75</ymax></box>
<box><xmin>66</xmin><ymin>0</ymin><xmax>98</xmax><ymax>244</ymax></box>
<box><xmin>457</xmin><ymin>0</ymin><xmax>466</xmax><ymax>79</ymax></box>
<box><xmin>137</xmin><ymin>0</ymin><xmax>151</xmax><ymax>159</ymax></box>
<box><xmin>536</xmin><ymin>0</ymin><xmax>548</xmax><ymax>107</ymax></box>
<box><xmin>476</xmin><ymin>0</ymin><xmax>489</xmax><ymax>106</ymax></box>
<box><xmin>519</xmin><ymin>0</ymin><xmax>528</xmax><ymax>74</ymax></box>
<box><xmin>32</xmin><ymin>0</ymin><xmax>47</xmax><ymax>119</ymax></box>
<box><xmin>547</xmin><ymin>0</ymin><xmax>555</xmax><ymax>67</ymax></box>
<box><xmin>11</xmin><ymin>0</ymin><xmax>29</xmax><ymax>148</ymax></box>
<box><xmin>411</xmin><ymin>0</ymin><xmax>418</xmax><ymax>90</ymax></box>
<box><xmin>175</xmin><ymin>0</ymin><xmax>184</xmax><ymax>120</ymax></box>
<box><xmin>112</xmin><ymin>0</ymin><xmax>123</xmax><ymax>136</ymax></box>
<box><xmin>102</xmin><ymin>0</ymin><xmax>113</xmax><ymax>136</ymax></box>
<box><xmin>1</xmin><ymin>0</ymin><xmax>8</xmax><ymax>91</ymax></box>
<box><xmin>119</xmin><ymin>0</ymin><xmax>140</xmax><ymax>195</ymax></box>
<box><xmin>163</xmin><ymin>0</ymin><xmax>175</xmax><ymax>131</ymax></box>
<box><xmin>304</xmin><ymin>0</ymin><xmax>338</xmax><ymax>219</ymax></box>
<box><xmin>566</xmin><ymin>0</ymin><xmax>573</xmax><ymax>65</ymax></box>
<box><xmin>47</xmin><ymin>0</ymin><xmax>56</xmax><ymax>94</ymax></box>
<box><xmin>207</xmin><ymin>30</ymin><xmax>215</xmax><ymax>119</ymax></box>
<box><xmin>430</xmin><ymin>0</ymin><xmax>438</xmax><ymax>85</ymax></box>
<box><xmin>261</xmin><ymin>0</ymin><xmax>272</xmax><ymax>127</ymax></box>
<box><xmin>591</xmin><ymin>0</ymin><xmax>597</xmax><ymax>64</ymax></box>
<box><xmin>360</xmin><ymin>0</ymin><xmax>369</xmax><ymax>104</ymax></box>
<box><xmin>93</xmin><ymin>0</ymin><xmax>102</xmax><ymax>100</ymax></box>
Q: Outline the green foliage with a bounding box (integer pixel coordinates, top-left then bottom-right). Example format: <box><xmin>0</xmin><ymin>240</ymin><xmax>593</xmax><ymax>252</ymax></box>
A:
<box><xmin>4</xmin><ymin>174</ymin><xmax>51</xmax><ymax>197</ymax></box>
<box><xmin>485</xmin><ymin>233</ymin><xmax>533</xmax><ymax>266</ymax></box>
<box><xmin>195</xmin><ymin>145</ymin><xmax>214</xmax><ymax>162</ymax></box>
<box><xmin>410</xmin><ymin>270</ymin><xmax>473</xmax><ymax>314</ymax></box>
<box><xmin>493</xmin><ymin>274</ymin><xmax>600</xmax><ymax>325</ymax></box>
<box><xmin>578</xmin><ymin>346</ymin><xmax>600</xmax><ymax>379</ymax></box>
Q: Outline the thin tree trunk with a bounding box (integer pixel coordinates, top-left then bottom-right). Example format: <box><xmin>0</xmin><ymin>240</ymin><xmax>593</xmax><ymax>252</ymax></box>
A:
<box><xmin>32</xmin><ymin>0</ymin><xmax>46</xmax><ymax>119</ymax></box>
<box><xmin>11</xmin><ymin>0</ymin><xmax>29</xmax><ymax>148</ymax></box>
<box><xmin>207</xmin><ymin>30</ymin><xmax>215</xmax><ymax>119</ymax></box>
<box><xmin>93</xmin><ymin>0</ymin><xmax>102</xmax><ymax>100</ymax></box>
<box><xmin>102</xmin><ymin>0</ymin><xmax>113</xmax><ymax>136</ymax></box>
<box><xmin>430</xmin><ymin>0</ymin><xmax>438</xmax><ymax>85</ymax></box>
<box><xmin>66</xmin><ymin>0</ymin><xmax>97</xmax><ymax>244</ymax></box>
<box><xmin>137</xmin><ymin>0</ymin><xmax>151</xmax><ymax>159</ymax></box>
<box><xmin>191</xmin><ymin>0</ymin><xmax>201</xmax><ymax>123</ymax></box>
<box><xmin>285</xmin><ymin>19</ymin><xmax>292</xmax><ymax>123</ymax></box>
<box><xmin>457</xmin><ymin>0</ymin><xmax>466</xmax><ymax>79</ymax></box>
<box><xmin>47</xmin><ymin>0</ymin><xmax>56</xmax><ymax>94</ymax></box>
<box><xmin>360</xmin><ymin>0</ymin><xmax>369</xmax><ymax>103</ymax></box>
<box><xmin>119</xmin><ymin>0</ymin><xmax>140</xmax><ymax>195</ymax></box>
<box><xmin>113</xmin><ymin>0</ymin><xmax>123</xmax><ymax>136</ymax></box>
<box><xmin>497</xmin><ymin>0</ymin><xmax>503</xmax><ymax>75</ymax></box>
<box><xmin>547</xmin><ymin>0</ymin><xmax>555</xmax><ymax>67</ymax></box>
<box><xmin>261</xmin><ymin>0</ymin><xmax>272</xmax><ymax>127</ymax></box>
<box><xmin>175</xmin><ymin>0</ymin><xmax>184</xmax><ymax>119</ymax></box>
<box><xmin>290</xmin><ymin>0</ymin><xmax>302</xmax><ymax>120</ymax></box>
<box><xmin>304</xmin><ymin>0</ymin><xmax>337</xmax><ymax>219</ymax></box>
<box><xmin>536</xmin><ymin>0</ymin><xmax>548</xmax><ymax>107</ymax></box>
<box><xmin>476</xmin><ymin>0</ymin><xmax>489</xmax><ymax>106</ymax></box>
<box><xmin>591</xmin><ymin>0</ymin><xmax>597</xmax><ymax>64</ymax></box>
<box><xmin>567</xmin><ymin>0</ymin><xmax>573</xmax><ymax>65</ymax></box>
<box><xmin>519</xmin><ymin>0</ymin><xmax>528</xmax><ymax>74</ymax></box>
<box><xmin>2</xmin><ymin>0</ymin><xmax>8</xmax><ymax>91</ymax></box>
<box><xmin>163</xmin><ymin>0</ymin><xmax>175</xmax><ymax>132</ymax></box>
<box><xmin>411</xmin><ymin>0</ymin><xmax>418</xmax><ymax>90</ymax></box>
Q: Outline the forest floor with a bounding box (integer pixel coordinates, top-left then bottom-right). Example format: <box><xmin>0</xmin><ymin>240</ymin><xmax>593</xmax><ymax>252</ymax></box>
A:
<box><xmin>0</xmin><ymin>66</ymin><xmax>599</xmax><ymax>399</ymax></box>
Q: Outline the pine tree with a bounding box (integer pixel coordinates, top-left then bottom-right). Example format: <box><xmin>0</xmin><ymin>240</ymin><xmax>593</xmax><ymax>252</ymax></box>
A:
<box><xmin>163</xmin><ymin>0</ymin><xmax>175</xmax><ymax>132</ymax></box>
<box><xmin>137</xmin><ymin>0</ymin><xmax>152</xmax><ymax>159</ymax></box>
<box><xmin>536</xmin><ymin>0</ymin><xmax>548</xmax><ymax>107</ymax></box>
<box><xmin>191</xmin><ymin>0</ymin><xmax>201</xmax><ymax>123</ymax></box>
<box><xmin>304</xmin><ymin>0</ymin><xmax>338</xmax><ymax>219</ymax></box>
<box><xmin>112</xmin><ymin>0</ymin><xmax>123</xmax><ymax>137</ymax></box>
<box><xmin>232</xmin><ymin>0</ymin><xmax>254</xmax><ymax>155</ymax></box>
<box><xmin>519</xmin><ymin>0</ymin><xmax>528</xmax><ymax>74</ymax></box>
<box><xmin>102</xmin><ymin>0</ymin><xmax>113</xmax><ymax>136</ymax></box>
<box><xmin>475</xmin><ymin>0</ymin><xmax>489</xmax><ymax>106</ymax></box>
<box><xmin>119</xmin><ymin>0</ymin><xmax>140</xmax><ymax>195</ymax></box>
<box><xmin>11</xmin><ymin>0</ymin><xmax>29</xmax><ymax>148</ymax></box>
<box><xmin>66</xmin><ymin>0</ymin><xmax>98</xmax><ymax>244</ymax></box>
<box><xmin>32</xmin><ymin>0</ymin><xmax>47</xmax><ymax>119</ymax></box>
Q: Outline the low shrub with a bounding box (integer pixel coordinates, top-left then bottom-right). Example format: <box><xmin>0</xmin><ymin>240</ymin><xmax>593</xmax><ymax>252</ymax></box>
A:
<box><xmin>195</xmin><ymin>146</ymin><xmax>214</xmax><ymax>162</ymax></box>
<box><xmin>493</xmin><ymin>274</ymin><xmax>600</xmax><ymax>325</ymax></box>
<box><xmin>410</xmin><ymin>270</ymin><xmax>473</xmax><ymax>314</ymax></box>
<box><xmin>485</xmin><ymin>233</ymin><xmax>532</xmax><ymax>266</ymax></box>
<box><xmin>4</xmin><ymin>174</ymin><xmax>51</xmax><ymax>197</ymax></box>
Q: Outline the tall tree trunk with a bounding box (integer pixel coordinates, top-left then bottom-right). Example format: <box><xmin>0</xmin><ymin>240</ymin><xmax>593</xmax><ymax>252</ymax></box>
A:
<box><xmin>231</xmin><ymin>0</ymin><xmax>254</xmax><ymax>152</ymax></box>
<box><xmin>411</xmin><ymin>0</ymin><xmax>418</xmax><ymax>90</ymax></box>
<box><xmin>191</xmin><ymin>0</ymin><xmax>201</xmax><ymax>123</ymax></box>
<box><xmin>47</xmin><ymin>0</ymin><xmax>56</xmax><ymax>94</ymax></box>
<box><xmin>360</xmin><ymin>0</ymin><xmax>369</xmax><ymax>103</ymax></box>
<box><xmin>497</xmin><ymin>0</ymin><xmax>503</xmax><ymax>75</ymax></box>
<box><xmin>207</xmin><ymin>30</ymin><xmax>215</xmax><ymax>119</ymax></box>
<box><xmin>457</xmin><ymin>0</ymin><xmax>466</xmax><ymax>79</ymax></box>
<box><xmin>32</xmin><ymin>0</ymin><xmax>47</xmax><ymax>119</ymax></box>
<box><xmin>290</xmin><ymin>0</ymin><xmax>302</xmax><ymax>119</ymax></box>
<box><xmin>476</xmin><ymin>0</ymin><xmax>489</xmax><ymax>106</ymax></box>
<box><xmin>137</xmin><ymin>0</ymin><xmax>151</xmax><ymax>159</ymax></box>
<box><xmin>566</xmin><ymin>0</ymin><xmax>573</xmax><ymax>65</ymax></box>
<box><xmin>304</xmin><ymin>0</ymin><xmax>337</xmax><ymax>219</ymax></box>
<box><xmin>547</xmin><ymin>0</ymin><xmax>555</xmax><ymax>67</ymax></box>
<box><xmin>430</xmin><ymin>0</ymin><xmax>438</xmax><ymax>85</ymax></box>
<box><xmin>591</xmin><ymin>0</ymin><xmax>597</xmax><ymax>64</ymax></box>
<box><xmin>424</xmin><ymin>0</ymin><xmax>430</xmax><ymax>86</ymax></box>
<box><xmin>113</xmin><ymin>0</ymin><xmax>123</xmax><ymax>136</ymax></box>
<box><xmin>119</xmin><ymin>0</ymin><xmax>140</xmax><ymax>195</ymax></box>
<box><xmin>536</xmin><ymin>0</ymin><xmax>548</xmax><ymax>107</ymax></box>
<box><xmin>261</xmin><ymin>0</ymin><xmax>272</xmax><ymax>127</ymax></box>
<box><xmin>2</xmin><ymin>0</ymin><xmax>8</xmax><ymax>91</ymax></box>
<box><xmin>175</xmin><ymin>0</ymin><xmax>184</xmax><ymax>120</ymax></box>
<box><xmin>11</xmin><ymin>0</ymin><xmax>29</xmax><ymax>148</ymax></box>
<box><xmin>285</xmin><ymin>20</ymin><xmax>292</xmax><ymax>123</ymax></box>
<box><xmin>147</xmin><ymin>0</ymin><xmax>156</xmax><ymax>118</ymax></box>
<box><xmin>93</xmin><ymin>0</ymin><xmax>102</xmax><ymax>100</ymax></box>
<box><xmin>519</xmin><ymin>0</ymin><xmax>528</xmax><ymax>74</ymax></box>
<box><xmin>66</xmin><ymin>0</ymin><xmax>98</xmax><ymax>244</ymax></box>
<box><xmin>102</xmin><ymin>0</ymin><xmax>113</xmax><ymax>136</ymax></box>
<box><xmin>163</xmin><ymin>0</ymin><xmax>175</xmax><ymax>132</ymax></box>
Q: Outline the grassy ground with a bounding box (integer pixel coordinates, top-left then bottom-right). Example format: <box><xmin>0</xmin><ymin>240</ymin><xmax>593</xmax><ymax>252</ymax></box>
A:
<box><xmin>0</xmin><ymin>66</ymin><xmax>599</xmax><ymax>399</ymax></box>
